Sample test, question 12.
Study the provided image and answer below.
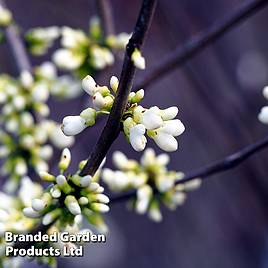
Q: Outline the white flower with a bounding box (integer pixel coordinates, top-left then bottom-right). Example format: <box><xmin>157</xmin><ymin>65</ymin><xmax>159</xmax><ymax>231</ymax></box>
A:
<box><xmin>32</xmin><ymin>199</ymin><xmax>46</xmax><ymax>212</ymax></box>
<box><xmin>53</xmin><ymin>49</ymin><xmax>84</xmax><ymax>70</ymax></box>
<box><xmin>0</xmin><ymin>6</ymin><xmax>12</xmax><ymax>26</ymax></box>
<box><xmin>112</xmin><ymin>151</ymin><xmax>128</xmax><ymax>169</ymax></box>
<box><xmin>92</xmin><ymin>92</ymin><xmax>108</xmax><ymax>110</ymax></box>
<box><xmin>20</xmin><ymin>70</ymin><xmax>34</xmax><ymax>88</ymax></box>
<box><xmin>136</xmin><ymin>185</ymin><xmax>152</xmax><ymax>214</ymax></box>
<box><xmin>110</xmin><ymin>76</ymin><xmax>119</xmax><ymax>92</ymax></box>
<box><xmin>153</xmin><ymin>132</ymin><xmax>178</xmax><ymax>152</ymax></box>
<box><xmin>61</xmin><ymin>115</ymin><xmax>87</xmax><ymax>136</ymax></box>
<box><xmin>160</xmin><ymin>107</ymin><xmax>178</xmax><ymax>120</ymax></box>
<box><xmin>131</xmin><ymin>48</ymin><xmax>145</xmax><ymax>70</ymax></box>
<box><xmin>37</xmin><ymin>61</ymin><xmax>57</xmax><ymax>80</ymax></box>
<box><xmin>258</xmin><ymin>106</ymin><xmax>268</xmax><ymax>124</ymax></box>
<box><xmin>32</xmin><ymin>82</ymin><xmax>49</xmax><ymax>102</ymax></box>
<box><xmin>263</xmin><ymin>86</ymin><xmax>268</xmax><ymax>100</ymax></box>
<box><xmin>12</xmin><ymin>95</ymin><xmax>26</xmax><ymax>110</ymax></box>
<box><xmin>23</xmin><ymin>207</ymin><xmax>40</xmax><ymax>218</ymax></box>
<box><xmin>65</xmin><ymin>196</ymin><xmax>81</xmax><ymax>215</ymax></box>
<box><xmin>161</xmin><ymin>119</ymin><xmax>185</xmax><ymax>136</ymax></box>
<box><xmin>49</xmin><ymin>123</ymin><xmax>74</xmax><ymax>148</ymax></box>
<box><xmin>141</xmin><ymin>106</ymin><xmax>163</xmax><ymax>130</ymax></box>
<box><xmin>129</xmin><ymin>124</ymin><xmax>147</xmax><ymax>151</ymax></box>
<box><xmin>82</xmin><ymin>75</ymin><xmax>97</xmax><ymax>96</ymax></box>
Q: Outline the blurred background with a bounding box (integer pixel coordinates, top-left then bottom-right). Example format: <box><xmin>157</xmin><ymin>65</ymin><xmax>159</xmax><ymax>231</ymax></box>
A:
<box><xmin>2</xmin><ymin>0</ymin><xmax>268</xmax><ymax>267</ymax></box>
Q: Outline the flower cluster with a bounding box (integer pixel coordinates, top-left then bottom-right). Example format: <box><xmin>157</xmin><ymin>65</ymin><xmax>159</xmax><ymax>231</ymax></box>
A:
<box><xmin>25</xmin><ymin>18</ymin><xmax>130</xmax><ymax>78</ymax></box>
<box><xmin>0</xmin><ymin>70</ymin><xmax>74</xmax><ymax>191</ymax></box>
<box><xmin>23</xmin><ymin>148</ymin><xmax>109</xmax><ymax>234</ymax></box>
<box><xmin>0</xmin><ymin>177</ymin><xmax>43</xmax><ymax>267</ymax></box>
<box><xmin>62</xmin><ymin>75</ymin><xmax>185</xmax><ymax>152</ymax></box>
<box><xmin>102</xmin><ymin>149</ymin><xmax>201</xmax><ymax>222</ymax></box>
<box><xmin>258</xmin><ymin>86</ymin><xmax>268</xmax><ymax>124</ymax></box>
<box><xmin>25</xmin><ymin>26</ymin><xmax>60</xmax><ymax>56</ymax></box>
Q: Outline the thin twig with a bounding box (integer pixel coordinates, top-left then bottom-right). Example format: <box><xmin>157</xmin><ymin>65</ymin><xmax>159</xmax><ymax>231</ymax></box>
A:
<box><xmin>0</xmin><ymin>0</ymin><xmax>31</xmax><ymax>72</ymax></box>
<box><xmin>95</xmin><ymin>0</ymin><xmax>115</xmax><ymax>36</ymax></box>
<box><xmin>110</xmin><ymin>135</ymin><xmax>268</xmax><ymax>204</ymax></box>
<box><xmin>80</xmin><ymin>0</ymin><xmax>157</xmax><ymax>177</ymax></box>
<box><xmin>135</xmin><ymin>0</ymin><xmax>268</xmax><ymax>91</ymax></box>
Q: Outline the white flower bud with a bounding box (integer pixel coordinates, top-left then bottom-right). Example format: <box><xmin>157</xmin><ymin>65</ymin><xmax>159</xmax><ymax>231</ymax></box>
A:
<box><xmin>153</xmin><ymin>132</ymin><xmax>178</xmax><ymax>152</ymax></box>
<box><xmin>62</xmin><ymin>115</ymin><xmax>87</xmax><ymax>136</ymax></box>
<box><xmin>160</xmin><ymin>107</ymin><xmax>178</xmax><ymax>120</ymax></box>
<box><xmin>131</xmin><ymin>49</ymin><xmax>145</xmax><ymax>70</ymax></box>
<box><xmin>78</xmin><ymin>197</ymin><xmax>88</xmax><ymax>205</ymax></box>
<box><xmin>141</xmin><ymin>148</ymin><xmax>155</xmax><ymax>167</ymax></box>
<box><xmin>110</xmin><ymin>76</ymin><xmax>119</xmax><ymax>92</ymax></box>
<box><xmin>161</xmin><ymin>119</ymin><xmax>185</xmax><ymax>136</ymax></box>
<box><xmin>20</xmin><ymin>70</ymin><xmax>34</xmax><ymax>88</ymax></box>
<box><xmin>80</xmin><ymin>175</ymin><xmax>92</xmax><ymax>187</ymax></box>
<box><xmin>258</xmin><ymin>106</ymin><xmax>268</xmax><ymax>124</ymax></box>
<box><xmin>59</xmin><ymin>148</ymin><xmax>71</xmax><ymax>171</ymax></box>
<box><xmin>92</xmin><ymin>92</ymin><xmax>106</xmax><ymax>109</ymax></box>
<box><xmin>23</xmin><ymin>207</ymin><xmax>40</xmax><ymax>218</ymax></box>
<box><xmin>129</xmin><ymin>124</ymin><xmax>147</xmax><ymax>152</ymax></box>
<box><xmin>90</xmin><ymin>203</ymin><xmax>110</xmax><ymax>213</ymax></box>
<box><xmin>0</xmin><ymin>7</ymin><xmax>12</xmax><ymax>26</ymax></box>
<box><xmin>136</xmin><ymin>185</ymin><xmax>152</xmax><ymax>214</ymax></box>
<box><xmin>39</xmin><ymin>145</ymin><xmax>53</xmax><ymax>160</ymax></box>
<box><xmin>32</xmin><ymin>199</ymin><xmax>46</xmax><ymax>212</ymax></box>
<box><xmin>148</xmin><ymin>202</ymin><xmax>162</xmax><ymax>222</ymax></box>
<box><xmin>12</xmin><ymin>95</ymin><xmax>26</xmax><ymax>110</ymax></box>
<box><xmin>37</xmin><ymin>61</ymin><xmax>57</xmax><ymax>80</ymax></box>
<box><xmin>82</xmin><ymin>75</ymin><xmax>97</xmax><ymax>96</ymax></box>
<box><xmin>141</xmin><ymin>106</ymin><xmax>163</xmax><ymax>130</ymax></box>
<box><xmin>32</xmin><ymin>82</ymin><xmax>49</xmax><ymax>102</ymax></box>
<box><xmin>156</xmin><ymin>153</ymin><xmax>170</xmax><ymax>166</ymax></box>
<box><xmin>15</xmin><ymin>159</ymin><xmax>27</xmax><ymax>176</ymax></box>
<box><xmin>65</xmin><ymin>196</ymin><xmax>81</xmax><ymax>215</ymax></box>
<box><xmin>112</xmin><ymin>151</ymin><xmax>128</xmax><ymax>169</ymax></box>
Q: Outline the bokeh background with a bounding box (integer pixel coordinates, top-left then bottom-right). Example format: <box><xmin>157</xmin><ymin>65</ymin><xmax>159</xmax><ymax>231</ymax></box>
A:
<box><xmin>1</xmin><ymin>0</ymin><xmax>268</xmax><ymax>267</ymax></box>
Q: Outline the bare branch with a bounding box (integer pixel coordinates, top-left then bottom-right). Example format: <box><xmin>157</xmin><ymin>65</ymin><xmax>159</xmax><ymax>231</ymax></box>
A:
<box><xmin>110</xmin><ymin>135</ymin><xmax>268</xmax><ymax>204</ymax></box>
<box><xmin>0</xmin><ymin>0</ymin><xmax>32</xmax><ymax>72</ymax></box>
<box><xmin>135</xmin><ymin>0</ymin><xmax>268</xmax><ymax>91</ymax></box>
<box><xmin>95</xmin><ymin>0</ymin><xmax>115</xmax><ymax>36</ymax></box>
<box><xmin>80</xmin><ymin>0</ymin><xmax>157</xmax><ymax>177</ymax></box>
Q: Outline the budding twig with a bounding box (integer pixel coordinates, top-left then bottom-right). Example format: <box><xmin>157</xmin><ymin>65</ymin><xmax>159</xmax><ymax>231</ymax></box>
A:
<box><xmin>95</xmin><ymin>0</ymin><xmax>115</xmax><ymax>36</ymax></box>
<box><xmin>80</xmin><ymin>0</ymin><xmax>157</xmax><ymax>177</ymax></box>
<box><xmin>135</xmin><ymin>0</ymin><xmax>268</xmax><ymax>91</ymax></box>
<box><xmin>110</xmin><ymin>135</ymin><xmax>268</xmax><ymax>204</ymax></box>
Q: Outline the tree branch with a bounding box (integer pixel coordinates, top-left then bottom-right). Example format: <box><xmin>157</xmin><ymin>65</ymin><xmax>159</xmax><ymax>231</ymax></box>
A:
<box><xmin>95</xmin><ymin>0</ymin><xmax>115</xmax><ymax>36</ymax></box>
<box><xmin>110</xmin><ymin>135</ymin><xmax>268</xmax><ymax>204</ymax></box>
<box><xmin>79</xmin><ymin>0</ymin><xmax>157</xmax><ymax>177</ymax></box>
<box><xmin>0</xmin><ymin>0</ymin><xmax>32</xmax><ymax>72</ymax></box>
<box><xmin>135</xmin><ymin>0</ymin><xmax>268</xmax><ymax>91</ymax></box>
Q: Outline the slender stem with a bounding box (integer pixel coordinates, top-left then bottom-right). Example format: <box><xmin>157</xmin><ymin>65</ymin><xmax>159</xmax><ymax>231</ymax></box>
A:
<box><xmin>79</xmin><ymin>0</ymin><xmax>157</xmax><ymax>177</ymax></box>
<box><xmin>95</xmin><ymin>0</ymin><xmax>115</xmax><ymax>36</ymax></box>
<box><xmin>135</xmin><ymin>0</ymin><xmax>268</xmax><ymax>91</ymax></box>
<box><xmin>0</xmin><ymin>0</ymin><xmax>32</xmax><ymax>72</ymax></box>
<box><xmin>110</xmin><ymin>135</ymin><xmax>268</xmax><ymax>204</ymax></box>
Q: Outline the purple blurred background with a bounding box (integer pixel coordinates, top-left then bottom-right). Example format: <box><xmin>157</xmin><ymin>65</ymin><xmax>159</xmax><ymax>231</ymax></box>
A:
<box><xmin>2</xmin><ymin>0</ymin><xmax>268</xmax><ymax>267</ymax></box>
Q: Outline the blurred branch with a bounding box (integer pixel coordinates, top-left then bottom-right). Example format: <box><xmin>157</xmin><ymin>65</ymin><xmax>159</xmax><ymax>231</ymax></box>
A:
<box><xmin>0</xmin><ymin>0</ymin><xmax>32</xmax><ymax>72</ymax></box>
<box><xmin>95</xmin><ymin>0</ymin><xmax>115</xmax><ymax>36</ymax></box>
<box><xmin>79</xmin><ymin>0</ymin><xmax>157</xmax><ymax>177</ymax></box>
<box><xmin>110</xmin><ymin>135</ymin><xmax>268</xmax><ymax>204</ymax></box>
<box><xmin>135</xmin><ymin>0</ymin><xmax>268</xmax><ymax>91</ymax></box>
